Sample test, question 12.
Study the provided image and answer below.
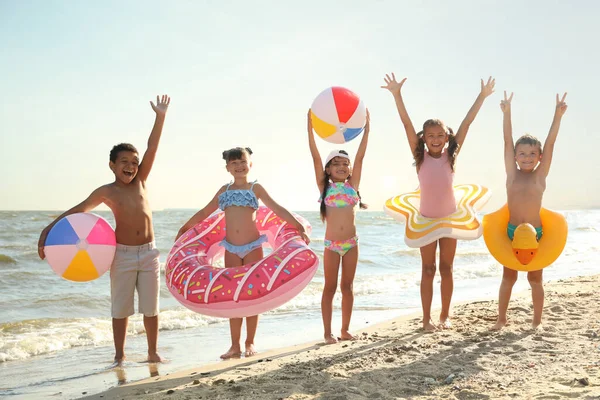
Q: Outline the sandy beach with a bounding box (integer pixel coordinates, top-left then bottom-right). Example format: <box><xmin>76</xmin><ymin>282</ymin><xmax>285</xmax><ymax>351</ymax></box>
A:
<box><xmin>82</xmin><ymin>274</ymin><xmax>600</xmax><ymax>400</ymax></box>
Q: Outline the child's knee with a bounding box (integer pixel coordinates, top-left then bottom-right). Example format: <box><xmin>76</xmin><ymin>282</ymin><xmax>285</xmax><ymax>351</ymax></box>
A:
<box><xmin>527</xmin><ymin>272</ymin><xmax>543</xmax><ymax>286</ymax></box>
<box><xmin>438</xmin><ymin>262</ymin><xmax>453</xmax><ymax>278</ymax></box>
<box><xmin>502</xmin><ymin>273</ymin><xmax>518</xmax><ymax>286</ymax></box>
<box><xmin>323</xmin><ymin>283</ymin><xmax>337</xmax><ymax>296</ymax></box>
<box><xmin>422</xmin><ymin>263</ymin><xmax>437</xmax><ymax>278</ymax></box>
<box><xmin>501</xmin><ymin>268</ymin><xmax>518</xmax><ymax>285</ymax></box>
<box><xmin>340</xmin><ymin>281</ymin><xmax>353</xmax><ymax>295</ymax></box>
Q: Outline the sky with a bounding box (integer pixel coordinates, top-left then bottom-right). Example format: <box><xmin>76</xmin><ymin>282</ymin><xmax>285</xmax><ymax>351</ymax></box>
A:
<box><xmin>1</xmin><ymin>0</ymin><xmax>599</xmax><ymax>212</ymax></box>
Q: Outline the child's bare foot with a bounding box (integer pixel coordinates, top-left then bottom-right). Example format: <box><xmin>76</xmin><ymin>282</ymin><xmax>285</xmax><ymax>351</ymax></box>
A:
<box><xmin>244</xmin><ymin>343</ymin><xmax>257</xmax><ymax>357</ymax></box>
<box><xmin>112</xmin><ymin>355</ymin><xmax>126</xmax><ymax>367</ymax></box>
<box><xmin>220</xmin><ymin>346</ymin><xmax>242</xmax><ymax>359</ymax></box>
<box><xmin>340</xmin><ymin>331</ymin><xmax>357</xmax><ymax>341</ymax></box>
<box><xmin>148</xmin><ymin>352</ymin><xmax>162</xmax><ymax>363</ymax></box>
<box><xmin>531</xmin><ymin>320</ymin><xmax>542</xmax><ymax>330</ymax></box>
<box><xmin>324</xmin><ymin>334</ymin><xmax>338</xmax><ymax>345</ymax></box>
<box><xmin>490</xmin><ymin>319</ymin><xmax>508</xmax><ymax>331</ymax></box>
<box><xmin>439</xmin><ymin>318</ymin><xmax>452</xmax><ymax>330</ymax></box>
<box><xmin>423</xmin><ymin>320</ymin><xmax>438</xmax><ymax>332</ymax></box>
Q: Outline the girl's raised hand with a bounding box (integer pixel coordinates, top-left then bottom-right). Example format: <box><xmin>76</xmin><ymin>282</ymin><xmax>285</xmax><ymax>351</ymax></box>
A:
<box><xmin>480</xmin><ymin>76</ymin><xmax>496</xmax><ymax>98</ymax></box>
<box><xmin>555</xmin><ymin>92</ymin><xmax>568</xmax><ymax>117</ymax></box>
<box><xmin>364</xmin><ymin>109</ymin><xmax>370</xmax><ymax>134</ymax></box>
<box><xmin>500</xmin><ymin>91</ymin><xmax>514</xmax><ymax>113</ymax></box>
<box><xmin>307</xmin><ymin>108</ymin><xmax>314</xmax><ymax>134</ymax></box>
<box><xmin>380</xmin><ymin>73</ymin><xmax>407</xmax><ymax>94</ymax></box>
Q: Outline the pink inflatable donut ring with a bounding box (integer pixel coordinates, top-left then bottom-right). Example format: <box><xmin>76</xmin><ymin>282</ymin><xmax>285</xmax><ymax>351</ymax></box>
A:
<box><xmin>166</xmin><ymin>206</ymin><xmax>319</xmax><ymax>318</ymax></box>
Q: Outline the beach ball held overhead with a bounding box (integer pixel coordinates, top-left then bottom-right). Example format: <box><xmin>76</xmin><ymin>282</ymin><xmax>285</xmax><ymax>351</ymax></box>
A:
<box><xmin>310</xmin><ymin>87</ymin><xmax>366</xmax><ymax>144</ymax></box>
<box><xmin>44</xmin><ymin>213</ymin><xmax>116</xmax><ymax>282</ymax></box>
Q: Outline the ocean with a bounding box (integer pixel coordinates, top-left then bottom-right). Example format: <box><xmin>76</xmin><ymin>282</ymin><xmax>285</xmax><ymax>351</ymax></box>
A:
<box><xmin>0</xmin><ymin>209</ymin><xmax>598</xmax><ymax>399</ymax></box>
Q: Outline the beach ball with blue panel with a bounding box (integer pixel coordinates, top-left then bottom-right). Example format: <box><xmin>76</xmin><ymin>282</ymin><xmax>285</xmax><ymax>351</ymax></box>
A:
<box><xmin>44</xmin><ymin>213</ymin><xmax>116</xmax><ymax>282</ymax></box>
<box><xmin>310</xmin><ymin>86</ymin><xmax>367</xmax><ymax>144</ymax></box>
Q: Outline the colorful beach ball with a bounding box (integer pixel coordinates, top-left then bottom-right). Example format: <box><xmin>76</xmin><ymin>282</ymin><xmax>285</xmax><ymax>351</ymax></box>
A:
<box><xmin>44</xmin><ymin>213</ymin><xmax>116</xmax><ymax>282</ymax></box>
<box><xmin>310</xmin><ymin>86</ymin><xmax>366</xmax><ymax>144</ymax></box>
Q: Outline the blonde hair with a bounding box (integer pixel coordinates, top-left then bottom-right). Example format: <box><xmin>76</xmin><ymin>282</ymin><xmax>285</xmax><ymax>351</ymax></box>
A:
<box><xmin>515</xmin><ymin>134</ymin><xmax>542</xmax><ymax>153</ymax></box>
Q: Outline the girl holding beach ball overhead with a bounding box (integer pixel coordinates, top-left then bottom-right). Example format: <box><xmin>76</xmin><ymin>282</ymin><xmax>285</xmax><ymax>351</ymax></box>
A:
<box><xmin>306</xmin><ymin>86</ymin><xmax>370</xmax><ymax>344</ymax></box>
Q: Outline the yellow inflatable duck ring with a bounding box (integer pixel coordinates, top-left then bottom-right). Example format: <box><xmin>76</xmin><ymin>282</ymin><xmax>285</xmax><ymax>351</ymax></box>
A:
<box><xmin>483</xmin><ymin>205</ymin><xmax>568</xmax><ymax>271</ymax></box>
<box><xmin>511</xmin><ymin>223</ymin><xmax>539</xmax><ymax>265</ymax></box>
<box><xmin>384</xmin><ymin>184</ymin><xmax>491</xmax><ymax>248</ymax></box>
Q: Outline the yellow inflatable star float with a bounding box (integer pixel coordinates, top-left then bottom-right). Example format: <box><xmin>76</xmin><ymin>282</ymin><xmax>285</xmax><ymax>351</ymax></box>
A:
<box><xmin>384</xmin><ymin>184</ymin><xmax>491</xmax><ymax>248</ymax></box>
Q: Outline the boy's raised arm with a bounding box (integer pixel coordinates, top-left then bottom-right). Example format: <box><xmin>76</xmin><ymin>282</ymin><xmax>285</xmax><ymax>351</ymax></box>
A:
<box><xmin>537</xmin><ymin>93</ymin><xmax>568</xmax><ymax>178</ymax></box>
<box><xmin>38</xmin><ymin>186</ymin><xmax>108</xmax><ymax>259</ymax></box>
<box><xmin>501</xmin><ymin>91</ymin><xmax>518</xmax><ymax>177</ymax></box>
<box><xmin>137</xmin><ymin>94</ymin><xmax>170</xmax><ymax>183</ymax></box>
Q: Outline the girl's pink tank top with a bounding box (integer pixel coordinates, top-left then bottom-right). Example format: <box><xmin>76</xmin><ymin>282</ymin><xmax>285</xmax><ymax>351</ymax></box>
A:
<box><xmin>417</xmin><ymin>150</ymin><xmax>457</xmax><ymax>218</ymax></box>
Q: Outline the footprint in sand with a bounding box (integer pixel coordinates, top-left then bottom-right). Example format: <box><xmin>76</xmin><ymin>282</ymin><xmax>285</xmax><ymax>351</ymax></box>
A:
<box><xmin>499</xmin><ymin>332</ymin><xmax>521</xmax><ymax>340</ymax></box>
<box><xmin>503</xmin><ymin>344</ymin><xmax>526</xmax><ymax>355</ymax></box>
<box><xmin>531</xmin><ymin>345</ymin><xmax>558</xmax><ymax>354</ymax></box>
<box><xmin>532</xmin><ymin>332</ymin><xmax>562</xmax><ymax>341</ymax></box>
<box><xmin>510</xmin><ymin>306</ymin><xmax>531</xmax><ymax>313</ymax></box>
<box><xmin>542</xmin><ymin>325</ymin><xmax>559</xmax><ymax>333</ymax></box>
<box><xmin>548</xmin><ymin>316</ymin><xmax>566</xmax><ymax>322</ymax></box>
<box><xmin>549</xmin><ymin>305</ymin><xmax>566</xmax><ymax>313</ymax></box>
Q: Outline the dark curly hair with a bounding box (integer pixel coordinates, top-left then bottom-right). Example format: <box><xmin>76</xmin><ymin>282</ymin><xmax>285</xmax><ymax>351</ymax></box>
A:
<box><xmin>110</xmin><ymin>143</ymin><xmax>139</xmax><ymax>163</ymax></box>
<box><xmin>414</xmin><ymin>119</ymin><xmax>459</xmax><ymax>172</ymax></box>
<box><xmin>319</xmin><ymin>150</ymin><xmax>367</xmax><ymax>222</ymax></box>
<box><xmin>222</xmin><ymin>147</ymin><xmax>253</xmax><ymax>163</ymax></box>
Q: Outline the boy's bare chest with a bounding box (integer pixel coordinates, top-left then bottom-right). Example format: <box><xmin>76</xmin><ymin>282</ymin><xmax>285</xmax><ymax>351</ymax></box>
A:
<box><xmin>107</xmin><ymin>184</ymin><xmax>149</xmax><ymax>213</ymax></box>
<box><xmin>509</xmin><ymin>173</ymin><xmax>545</xmax><ymax>194</ymax></box>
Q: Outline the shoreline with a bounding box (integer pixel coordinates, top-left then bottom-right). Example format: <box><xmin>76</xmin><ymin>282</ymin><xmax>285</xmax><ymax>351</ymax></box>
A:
<box><xmin>84</xmin><ymin>274</ymin><xmax>600</xmax><ymax>399</ymax></box>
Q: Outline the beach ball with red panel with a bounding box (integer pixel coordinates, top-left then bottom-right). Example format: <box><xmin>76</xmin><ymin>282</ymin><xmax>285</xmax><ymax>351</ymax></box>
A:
<box><xmin>310</xmin><ymin>87</ymin><xmax>367</xmax><ymax>144</ymax></box>
<box><xmin>44</xmin><ymin>213</ymin><xmax>116</xmax><ymax>282</ymax></box>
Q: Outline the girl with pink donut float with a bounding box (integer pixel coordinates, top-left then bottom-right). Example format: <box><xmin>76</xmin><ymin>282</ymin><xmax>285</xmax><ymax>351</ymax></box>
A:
<box><xmin>307</xmin><ymin>109</ymin><xmax>371</xmax><ymax>345</ymax></box>
<box><xmin>175</xmin><ymin>147</ymin><xmax>310</xmax><ymax>359</ymax></box>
